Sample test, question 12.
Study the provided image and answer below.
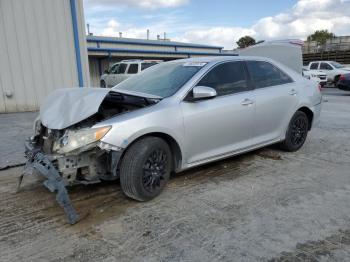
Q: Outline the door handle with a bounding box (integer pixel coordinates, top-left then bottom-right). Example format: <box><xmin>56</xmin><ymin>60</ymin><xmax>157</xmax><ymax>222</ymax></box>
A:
<box><xmin>289</xmin><ymin>89</ymin><xmax>298</xmax><ymax>95</ymax></box>
<box><xmin>241</xmin><ymin>98</ymin><xmax>254</xmax><ymax>106</ymax></box>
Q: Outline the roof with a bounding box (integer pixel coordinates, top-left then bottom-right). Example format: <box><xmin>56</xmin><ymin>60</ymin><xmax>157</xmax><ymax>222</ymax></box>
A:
<box><xmin>87</xmin><ymin>35</ymin><xmax>223</xmax><ymax>50</ymax></box>
<box><xmin>166</xmin><ymin>55</ymin><xmax>276</xmax><ymax>63</ymax></box>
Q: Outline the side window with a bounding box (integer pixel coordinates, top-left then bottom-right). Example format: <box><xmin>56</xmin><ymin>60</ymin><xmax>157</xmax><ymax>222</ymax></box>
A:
<box><xmin>127</xmin><ymin>64</ymin><xmax>139</xmax><ymax>74</ymax></box>
<box><xmin>141</xmin><ymin>62</ymin><xmax>157</xmax><ymax>71</ymax></box>
<box><xmin>320</xmin><ymin>63</ymin><xmax>333</xmax><ymax>70</ymax></box>
<box><xmin>110</xmin><ymin>64</ymin><xmax>119</xmax><ymax>74</ymax></box>
<box><xmin>246</xmin><ymin>61</ymin><xmax>293</xmax><ymax>88</ymax></box>
<box><xmin>117</xmin><ymin>63</ymin><xmax>127</xmax><ymax>74</ymax></box>
<box><xmin>197</xmin><ymin>61</ymin><xmax>249</xmax><ymax>96</ymax></box>
<box><xmin>310</xmin><ymin>62</ymin><xmax>319</xmax><ymax>70</ymax></box>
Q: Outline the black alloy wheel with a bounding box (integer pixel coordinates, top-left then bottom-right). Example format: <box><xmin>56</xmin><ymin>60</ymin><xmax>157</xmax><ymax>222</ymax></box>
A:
<box><xmin>290</xmin><ymin>115</ymin><xmax>308</xmax><ymax>147</ymax></box>
<box><xmin>120</xmin><ymin>137</ymin><xmax>172</xmax><ymax>201</ymax></box>
<box><xmin>142</xmin><ymin>149</ymin><xmax>168</xmax><ymax>192</ymax></box>
<box><xmin>280</xmin><ymin>111</ymin><xmax>309</xmax><ymax>152</ymax></box>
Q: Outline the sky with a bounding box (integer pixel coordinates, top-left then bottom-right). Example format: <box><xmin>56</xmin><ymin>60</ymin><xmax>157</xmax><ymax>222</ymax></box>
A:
<box><xmin>83</xmin><ymin>0</ymin><xmax>350</xmax><ymax>49</ymax></box>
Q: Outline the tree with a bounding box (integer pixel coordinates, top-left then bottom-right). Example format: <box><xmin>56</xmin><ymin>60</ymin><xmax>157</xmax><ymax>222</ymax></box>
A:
<box><xmin>307</xmin><ymin>30</ymin><xmax>335</xmax><ymax>45</ymax></box>
<box><xmin>236</xmin><ymin>36</ymin><xmax>256</xmax><ymax>48</ymax></box>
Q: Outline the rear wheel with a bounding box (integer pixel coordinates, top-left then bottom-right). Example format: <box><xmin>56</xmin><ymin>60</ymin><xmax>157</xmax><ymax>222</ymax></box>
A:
<box><xmin>120</xmin><ymin>137</ymin><xmax>171</xmax><ymax>201</ymax></box>
<box><xmin>280</xmin><ymin>111</ymin><xmax>309</xmax><ymax>152</ymax></box>
<box><xmin>100</xmin><ymin>80</ymin><xmax>106</xmax><ymax>88</ymax></box>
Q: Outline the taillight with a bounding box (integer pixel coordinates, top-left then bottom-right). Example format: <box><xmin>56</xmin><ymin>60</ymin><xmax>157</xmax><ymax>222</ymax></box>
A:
<box><xmin>339</xmin><ymin>74</ymin><xmax>345</xmax><ymax>81</ymax></box>
<box><xmin>317</xmin><ymin>84</ymin><xmax>322</xmax><ymax>92</ymax></box>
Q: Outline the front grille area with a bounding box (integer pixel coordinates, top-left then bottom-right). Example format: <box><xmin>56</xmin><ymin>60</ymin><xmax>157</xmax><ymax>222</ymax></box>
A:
<box><xmin>37</xmin><ymin>125</ymin><xmax>63</xmax><ymax>154</ymax></box>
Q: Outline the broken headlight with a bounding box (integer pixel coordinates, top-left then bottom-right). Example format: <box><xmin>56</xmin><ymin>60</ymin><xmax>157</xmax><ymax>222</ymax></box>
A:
<box><xmin>53</xmin><ymin>126</ymin><xmax>111</xmax><ymax>154</ymax></box>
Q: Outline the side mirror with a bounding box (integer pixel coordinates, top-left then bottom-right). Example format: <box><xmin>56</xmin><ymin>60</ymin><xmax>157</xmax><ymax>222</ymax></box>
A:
<box><xmin>190</xmin><ymin>86</ymin><xmax>217</xmax><ymax>101</ymax></box>
<box><xmin>104</xmin><ymin>69</ymin><xmax>110</xmax><ymax>74</ymax></box>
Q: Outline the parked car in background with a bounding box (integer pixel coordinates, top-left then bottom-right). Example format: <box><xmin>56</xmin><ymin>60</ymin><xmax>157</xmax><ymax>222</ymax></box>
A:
<box><xmin>100</xmin><ymin>60</ymin><xmax>162</xmax><ymax>87</ymax></box>
<box><xmin>305</xmin><ymin>61</ymin><xmax>350</xmax><ymax>84</ymax></box>
<box><xmin>24</xmin><ymin>56</ymin><xmax>322</xmax><ymax>224</ymax></box>
<box><xmin>337</xmin><ymin>73</ymin><xmax>350</xmax><ymax>91</ymax></box>
<box><xmin>302</xmin><ymin>68</ymin><xmax>327</xmax><ymax>86</ymax></box>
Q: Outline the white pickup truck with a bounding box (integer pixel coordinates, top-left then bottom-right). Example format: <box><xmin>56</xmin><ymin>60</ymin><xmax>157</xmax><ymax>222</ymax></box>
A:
<box><xmin>305</xmin><ymin>61</ymin><xmax>350</xmax><ymax>83</ymax></box>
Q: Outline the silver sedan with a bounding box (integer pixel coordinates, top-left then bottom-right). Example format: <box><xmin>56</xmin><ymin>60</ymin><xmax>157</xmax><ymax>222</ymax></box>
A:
<box><xmin>25</xmin><ymin>56</ymin><xmax>322</xmax><ymax>223</ymax></box>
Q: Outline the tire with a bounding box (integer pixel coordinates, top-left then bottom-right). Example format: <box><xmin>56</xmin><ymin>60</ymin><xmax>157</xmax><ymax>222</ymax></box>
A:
<box><xmin>280</xmin><ymin>111</ymin><xmax>309</xmax><ymax>152</ymax></box>
<box><xmin>120</xmin><ymin>137</ymin><xmax>172</xmax><ymax>201</ymax></box>
<box><xmin>100</xmin><ymin>80</ymin><xmax>106</xmax><ymax>88</ymax></box>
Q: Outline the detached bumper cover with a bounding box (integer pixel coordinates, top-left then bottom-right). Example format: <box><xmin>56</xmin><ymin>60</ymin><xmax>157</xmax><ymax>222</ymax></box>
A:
<box><xmin>23</xmin><ymin>141</ymin><xmax>79</xmax><ymax>224</ymax></box>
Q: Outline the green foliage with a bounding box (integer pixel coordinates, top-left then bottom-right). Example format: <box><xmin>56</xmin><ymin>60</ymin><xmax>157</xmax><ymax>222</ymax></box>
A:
<box><xmin>307</xmin><ymin>30</ymin><xmax>335</xmax><ymax>45</ymax></box>
<box><xmin>236</xmin><ymin>36</ymin><xmax>256</xmax><ymax>48</ymax></box>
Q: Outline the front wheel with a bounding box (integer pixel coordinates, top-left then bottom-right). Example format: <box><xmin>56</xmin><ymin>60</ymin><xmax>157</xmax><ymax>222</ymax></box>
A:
<box><xmin>100</xmin><ymin>80</ymin><xmax>106</xmax><ymax>88</ymax></box>
<box><xmin>120</xmin><ymin>137</ymin><xmax>172</xmax><ymax>201</ymax></box>
<box><xmin>280</xmin><ymin>111</ymin><xmax>309</xmax><ymax>152</ymax></box>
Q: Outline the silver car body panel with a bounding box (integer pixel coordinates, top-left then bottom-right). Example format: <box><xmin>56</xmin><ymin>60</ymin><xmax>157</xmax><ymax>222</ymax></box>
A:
<box><xmin>40</xmin><ymin>56</ymin><xmax>322</xmax><ymax>172</ymax></box>
<box><xmin>40</xmin><ymin>88</ymin><xmax>110</xmax><ymax>130</ymax></box>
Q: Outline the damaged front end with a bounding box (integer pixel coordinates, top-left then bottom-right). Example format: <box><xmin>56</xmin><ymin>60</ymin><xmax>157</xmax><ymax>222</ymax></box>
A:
<box><xmin>19</xmin><ymin>88</ymin><xmax>160</xmax><ymax>224</ymax></box>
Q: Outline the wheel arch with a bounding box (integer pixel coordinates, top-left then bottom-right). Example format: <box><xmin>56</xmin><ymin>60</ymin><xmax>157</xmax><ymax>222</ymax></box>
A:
<box><xmin>118</xmin><ymin>132</ymin><xmax>183</xmax><ymax>173</ymax></box>
<box><xmin>297</xmin><ymin>106</ymin><xmax>314</xmax><ymax>130</ymax></box>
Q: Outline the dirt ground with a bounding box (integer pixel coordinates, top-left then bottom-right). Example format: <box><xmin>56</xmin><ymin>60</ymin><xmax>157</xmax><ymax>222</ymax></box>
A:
<box><xmin>1</xmin><ymin>89</ymin><xmax>350</xmax><ymax>262</ymax></box>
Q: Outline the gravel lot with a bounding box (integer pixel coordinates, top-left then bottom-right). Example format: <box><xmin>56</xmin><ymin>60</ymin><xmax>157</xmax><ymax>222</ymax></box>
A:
<box><xmin>1</xmin><ymin>89</ymin><xmax>350</xmax><ymax>262</ymax></box>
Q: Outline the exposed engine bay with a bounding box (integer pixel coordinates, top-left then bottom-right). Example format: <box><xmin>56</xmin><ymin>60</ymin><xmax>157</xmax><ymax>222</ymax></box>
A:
<box><xmin>30</xmin><ymin>90</ymin><xmax>159</xmax><ymax>184</ymax></box>
<box><xmin>20</xmin><ymin>89</ymin><xmax>160</xmax><ymax>224</ymax></box>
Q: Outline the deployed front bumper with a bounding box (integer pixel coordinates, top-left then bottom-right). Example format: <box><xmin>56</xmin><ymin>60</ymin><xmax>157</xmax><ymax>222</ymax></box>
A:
<box><xmin>23</xmin><ymin>144</ymin><xmax>79</xmax><ymax>224</ymax></box>
<box><xmin>22</xmin><ymin>137</ymin><xmax>122</xmax><ymax>224</ymax></box>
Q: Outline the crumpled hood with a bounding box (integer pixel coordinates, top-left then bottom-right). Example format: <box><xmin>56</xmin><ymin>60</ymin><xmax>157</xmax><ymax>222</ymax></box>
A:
<box><xmin>40</xmin><ymin>88</ymin><xmax>110</xmax><ymax>130</ymax></box>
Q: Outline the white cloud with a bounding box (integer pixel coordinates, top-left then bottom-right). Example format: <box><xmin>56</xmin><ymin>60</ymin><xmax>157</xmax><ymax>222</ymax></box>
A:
<box><xmin>86</xmin><ymin>0</ymin><xmax>350</xmax><ymax>49</ymax></box>
<box><xmin>84</xmin><ymin>0</ymin><xmax>188</xmax><ymax>10</ymax></box>
<box><xmin>174</xmin><ymin>0</ymin><xmax>350</xmax><ymax>49</ymax></box>
<box><xmin>173</xmin><ymin>27</ymin><xmax>256</xmax><ymax>48</ymax></box>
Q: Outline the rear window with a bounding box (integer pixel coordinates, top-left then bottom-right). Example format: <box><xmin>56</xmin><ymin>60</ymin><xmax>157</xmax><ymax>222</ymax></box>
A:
<box><xmin>246</xmin><ymin>61</ymin><xmax>293</xmax><ymax>88</ymax></box>
<box><xmin>127</xmin><ymin>64</ymin><xmax>138</xmax><ymax>74</ymax></box>
<box><xmin>141</xmin><ymin>62</ymin><xmax>158</xmax><ymax>71</ymax></box>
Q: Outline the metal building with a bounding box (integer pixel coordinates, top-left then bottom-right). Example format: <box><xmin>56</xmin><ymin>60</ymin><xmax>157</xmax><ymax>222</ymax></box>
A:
<box><xmin>87</xmin><ymin>36</ymin><xmax>226</xmax><ymax>87</ymax></box>
<box><xmin>0</xmin><ymin>0</ymin><xmax>90</xmax><ymax>113</ymax></box>
<box><xmin>0</xmin><ymin>0</ymin><xmax>228</xmax><ymax>112</ymax></box>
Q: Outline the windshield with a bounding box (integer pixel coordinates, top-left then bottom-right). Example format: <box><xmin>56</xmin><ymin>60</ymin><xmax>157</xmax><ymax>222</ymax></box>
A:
<box><xmin>113</xmin><ymin>61</ymin><xmax>205</xmax><ymax>98</ymax></box>
<box><xmin>330</xmin><ymin>61</ymin><xmax>344</xmax><ymax>68</ymax></box>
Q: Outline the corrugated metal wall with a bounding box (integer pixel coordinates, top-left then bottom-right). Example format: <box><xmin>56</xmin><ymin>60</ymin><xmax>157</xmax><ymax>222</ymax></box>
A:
<box><xmin>0</xmin><ymin>0</ymin><xmax>90</xmax><ymax>113</ymax></box>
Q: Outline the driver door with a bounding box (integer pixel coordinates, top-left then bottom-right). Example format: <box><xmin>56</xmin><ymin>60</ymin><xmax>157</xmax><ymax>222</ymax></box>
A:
<box><xmin>181</xmin><ymin>61</ymin><xmax>255</xmax><ymax>164</ymax></box>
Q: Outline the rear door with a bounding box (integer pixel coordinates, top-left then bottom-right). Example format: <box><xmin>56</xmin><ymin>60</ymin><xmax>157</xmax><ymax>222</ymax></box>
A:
<box><xmin>246</xmin><ymin>60</ymin><xmax>298</xmax><ymax>144</ymax></box>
